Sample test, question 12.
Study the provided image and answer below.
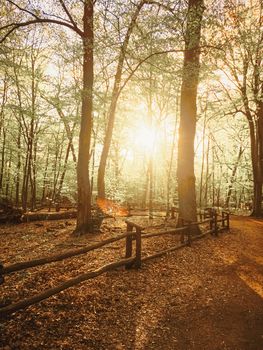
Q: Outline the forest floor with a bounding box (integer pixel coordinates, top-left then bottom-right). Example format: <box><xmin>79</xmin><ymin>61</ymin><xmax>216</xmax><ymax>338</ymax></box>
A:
<box><xmin>0</xmin><ymin>214</ymin><xmax>262</xmax><ymax>350</ymax></box>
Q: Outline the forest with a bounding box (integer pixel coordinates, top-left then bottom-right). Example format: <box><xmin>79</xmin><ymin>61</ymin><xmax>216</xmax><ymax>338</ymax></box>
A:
<box><xmin>0</xmin><ymin>1</ymin><xmax>263</xmax><ymax>350</ymax></box>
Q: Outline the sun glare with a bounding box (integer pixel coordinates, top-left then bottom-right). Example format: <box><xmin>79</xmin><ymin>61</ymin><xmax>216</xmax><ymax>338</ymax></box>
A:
<box><xmin>216</xmin><ymin>70</ymin><xmax>236</xmax><ymax>89</ymax></box>
<box><xmin>195</xmin><ymin>129</ymin><xmax>209</xmax><ymax>159</ymax></box>
<box><xmin>135</xmin><ymin>125</ymin><xmax>156</xmax><ymax>151</ymax></box>
<box><xmin>120</xmin><ymin>148</ymin><xmax>133</xmax><ymax>161</ymax></box>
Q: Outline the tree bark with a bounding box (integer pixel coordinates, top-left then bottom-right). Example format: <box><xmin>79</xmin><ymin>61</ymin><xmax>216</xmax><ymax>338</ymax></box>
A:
<box><xmin>75</xmin><ymin>0</ymin><xmax>94</xmax><ymax>233</ymax></box>
<box><xmin>0</xmin><ymin>128</ymin><xmax>6</xmax><ymax>191</ymax></box>
<box><xmin>15</xmin><ymin>123</ymin><xmax>21</xmax><ymax>207</ymax></box>
<box><xmin>225</xmin><ymin>146</ymin><xmax>244</xmax><ymax>208</ymax></box>
<box><xmin>177</xmin><ymin>0</ymin><xmax>204</xmax><ymax>232</ymax></box>
<box><xmin>199</xmin><ymin>109</ymin><xmax>207</xmax><ymax>208</ymax></box>
<box><xmin>0</xmin><ymin>1</ymin><xmax>95</xmax><ymax>230</ymax></box>
<box><xmin>249</xmin><ymin>120</ymin><xmax>262</xmax><ymax>216</ymax></box>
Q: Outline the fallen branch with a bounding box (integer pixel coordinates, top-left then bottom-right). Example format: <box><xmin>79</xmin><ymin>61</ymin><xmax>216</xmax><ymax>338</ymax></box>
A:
<box><xmin>22</xmin><ymin>210</ymin><xmax>77</xmax><ymax>222</ymax></box>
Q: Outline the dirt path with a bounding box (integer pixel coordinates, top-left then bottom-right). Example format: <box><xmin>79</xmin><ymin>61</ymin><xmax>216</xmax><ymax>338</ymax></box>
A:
<box><xmin>0</xmin><ymin>216</ymin><xmax>263</xmax><ymax>349</ymax></box>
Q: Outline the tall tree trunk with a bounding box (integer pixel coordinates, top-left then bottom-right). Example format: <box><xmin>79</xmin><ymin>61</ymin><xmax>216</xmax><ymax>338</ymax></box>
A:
<box><xmin>199</xmin><ymin>111</ymin><xmax>207</xmax><ymax>208</ymax></box>
<box><xmin>57</xmin><ymin>134</ymin><xmax>74</xmax><ymax>199</ymax></box>
<box><xmin>212</xmin><ymin>144</ymin><xmax>215</xmax><ymax>207</ymax></box>
<box><xmin>166</xmin><ymin>107</ymin><xmax>179</xmax><ymax>216</ymax></box>
<box><xmin>41</xmin><ymin>146</ymin><xmax>50</xmax><ymax>204</ymax></box>
<box><xmin>204</xmin><ymin>136</ymin><xmax>210</xmax><ymax>207</ymax></box>
<box><xmin>252</xmin><ymin>95</ymin><xmax>263</xmax><ymax>216</ymax></box>
<box><xmin>225</xmin><ymin>146</ymin><xmax>244</xmax><ymax>208</ymax></box>
<box><xmin>30</xmin><ymin>138</ymin><xmax>37</xmax><ymax>210</ymax></box>
<box><xmin>52</xmin><ymin>134</ymin><xmax>64</xmax><ymax>202</ymax></box>
<box><xmin>22</xmin><ymin>140</ymin><xmax>34</xmax><ymax>212</ymax></box>
<box><xmin>5</xmin><ymin>149</ymin><xmax>12</xmax><ymax>197</ymax></box>
<box><xmin>90</xmin><ymin>119</ymin><xmax>99</xmax><ymax>197</ymax></box>
<box><xmin>148</xmin><ymin>59</ymin><xmax>154</xmax><ymax>219</ymax></box>
<box><xmin>249</xmin><ymin>120</ymin><xmax>262</xmax><ymax>216</ymax></box>
<box><xmin>142</xmin><ymin>162</ymin><xmax>149</xmax><ymax>209</ymax></box>
<box><xmin>239</xmin><ymin>47</ymin><xmax>262</xmax><ymax>216</ymax></box>
<box><xmin>15</xmin><ymin>124</ymin><xmax>21</xmax><ymax>207</ymax></box>
<box><xmin>0</xmin><ymin>128</ymin><xmax>6</xmax><ymax>192</ymax></box>
<box><xmin>97</xmin><ymin>1</ymin><xmax>145</xmax><ymax>199</ymax></box>
<box><xmin>177</xmin><ymin>0</ymin><xmax>204</xmax><ymax>231</ymax></box>
<box><xmin>75</xmin><ymin>0</ymin><xmax>93</xmax><ymax>233</ymax></box>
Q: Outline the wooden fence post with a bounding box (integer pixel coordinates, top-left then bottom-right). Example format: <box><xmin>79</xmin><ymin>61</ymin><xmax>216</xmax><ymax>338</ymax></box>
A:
<box><xmin>209</xmin><ymin>209</ymin><xmax>213</xmax><ymax>233</ymax></box>
<box><xmin>125</xmin><ymin>223</ymin><xmax>133</xmax><ymax>269</ymax></box>
<box><xmin>0</xmin><ymin>262</ymin><xmax>4</xmax><ymax>285</ymax></box>
<box><xmin>226</xmin><ymin>212</ymin><xmax>230</xmax><ymax>230</ymax></box>
<box><xmin>135</xmin><ymin>227</ymin><xmax>142</xmax><ymax>268</ymax></box>
<box><xmin>187</xmin><ymin>224</ymin><xmax>192</xmax><ymax>247</ymax></box>
<box><xmin>214</xmin><ymin>211</ymin><xmax>218</xmax><ymax>236</ymax></box>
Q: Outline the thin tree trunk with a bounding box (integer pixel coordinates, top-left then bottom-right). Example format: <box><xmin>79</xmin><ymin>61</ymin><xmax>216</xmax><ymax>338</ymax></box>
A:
<box><xmin>30</xmin><ymin>138</ymin><xmax>37</xmax><ymax>210</ymax></box>
<box><xmin>5</xmin><ymin>149</ymin><xmax>12</xmax><ymax>197</ymax></box>
<box><xmin>21</xmin><ymin>145</ymin><xmax>29</xmax><ymax>211</ymax></box>
<box><xmin>97</xmin><ymin>1</ymin><xmax>145</xmax><ymax>199</ymax></box>
<box><xmin>15</xmin><ymin>124</ymin><xmax>21</xmax><ymax>207</ymax></box>
<box><xmin>0</xmin><ymin>128</ymin><xmax>6</xmax><ymax>192</ymax></box>
<box><xmin>29</xmin><ymin>53</ymin><xmax>37</xmax><ymax>211</ymax></box>
<box><xmin>216</xmin><ymin>165</ymin><xmax>222</xmax><ymax>207</ymax></box>
<box><xmin>212</xmin><ymin>144</ymin><xmax>215</xmax><ymax>207</ymax></box>
<box><xmin>142</xmin><ymin>163</ymin><xmax>149</xmax><ymax>209</ymax></box>
<box><xmin>148</xmin><ymin>61</ymin><xmax>154</xmax><ymax>219</ymax></box>
<box><xmin>0</xmin><ymin>74</ymin><xmax>8</xmax><ymax>138</ymax></box>
<box><xmin>199</xmin><ymin>111</ymin><xmax>207</xmax><ymax>208</ymax></box>
<box><xmin>204</xmin><ymin>136</ymin><xmax>210</xmax><ymax>207</ymax></box>
<box><xmin>52</xmin><ymin>134</ymin><xmax>64</xmax><ymax>202</ymax></box>
<box><xmin>41</xmin><ymin>146</ymin><xmax>50</xmax><ymax>204</ymax></box>
<box><xmin>57</xmin><ymin>138</ymin><xmax>72</xmax><ymax>198</ymax></box>
<box><xmin>225</xmin><ymin>146</ymin><xmax>244</xmax><ymax>208</ymax></box>
<box><xmin>166</xmin><ymin>106</ymin><xmax>179</xmax><ymax>216</ymax></box>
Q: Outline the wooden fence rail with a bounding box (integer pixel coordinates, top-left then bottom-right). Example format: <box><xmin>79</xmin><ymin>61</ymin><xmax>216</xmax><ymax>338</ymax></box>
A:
<box><xmin>0</xmin><ymin>210</ymin><xmax>230</xmax><ymax>317</ymax></box>
<box><xmin>1</xmin><ymin>231</ymin><xmax>135</xmax><ymax>275</ymax></box>
<box><xmin>0</xmin><ymin>257</ymin><xmax>135</xmax><ymax>316</ymax></box>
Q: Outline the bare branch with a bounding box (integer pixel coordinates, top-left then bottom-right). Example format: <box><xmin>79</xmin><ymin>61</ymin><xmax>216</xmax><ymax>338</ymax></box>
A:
<box><xmin>0</xmin><ymin>18</ymin><xmax>83</xmax><ymax>43</ymax></box>
<box><xmin>119</xmin><ymin>45</ymin><xmax>221</xmax><ymax>95</ymax></box>
<box><xmin>0</xmin><ymin>1</ymin><xmax>84</xmax><ymax>42</ymax></box>
<box><xmin>6</xmin><ymin>0</ymin><xmax>40</xmax><ymax>19</ymax></box>
<box><xmin>58</xmin><ymin>0</ymin><xmax>80</xmax><ymax>30</ymax></box>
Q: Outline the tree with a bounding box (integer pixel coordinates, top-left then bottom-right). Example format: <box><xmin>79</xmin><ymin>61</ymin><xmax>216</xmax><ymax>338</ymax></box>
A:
<box><xmin>97</xmin><ymin>0</ymin><xmax>150</xmax><ymax>199</ymax></box>
<box><xmin>215</xmin><ymin>0</ymin><xmax>263</xmax><ymax>216</ymax></box>
<box><xmin>0</xmin><ymin>0</ymin><xmax>94</xmax><ymax>232</ymax></box>
<box><xmin>96</xmin><ymin>0</ymin><xmax>183</xmax><ymax>199</ymax></box>
<box><xmin>177</xmin><ymin>0</ymin><xmax>205</xmax><ymax>229</ymax></box>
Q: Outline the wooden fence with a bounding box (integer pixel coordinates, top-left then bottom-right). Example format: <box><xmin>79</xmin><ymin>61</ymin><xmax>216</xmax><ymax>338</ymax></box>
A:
<box><xmin>0</xmin><ymin>210</ymin><xmax>230</xmax><ymax>317</ymax></box>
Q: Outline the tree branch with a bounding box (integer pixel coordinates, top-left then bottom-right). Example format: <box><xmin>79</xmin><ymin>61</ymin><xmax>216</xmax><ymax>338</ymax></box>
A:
<box><xmin>0</xmin><ymin>1</ymin><xmax>85</xmax><ymax>43</ymax></box>
<box><xmin>6</xmin><ymin>0</ymin><xmax>40</xmax><ymax>19</ymax></box>
<box><xmin>58</xmin><ymin>0</ymin><xmax>80</xmax><ymax>31</ymax></box>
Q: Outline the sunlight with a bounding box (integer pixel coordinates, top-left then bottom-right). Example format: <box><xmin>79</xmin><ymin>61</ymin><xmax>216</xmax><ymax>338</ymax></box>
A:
<box><xmin>135</xmin><ymin>124</ymin><xmax>156</xmax><ymax>152</ymax></box>
<box><xmin>238</xmin><ymin>271</ymin><xmax>263</xmax><ymax>299</ymax></box>
<box><xmin>45</xmin><ymin>62</ymin><xmax>59</xmax><ymax>77</ymax></box>
<box><xmin>216</xmin><ymin>69</ymin><xmax>236</xmax><ymax>89</ymax></box>
<box><xmin>120</xmin><ymin>148</ymin><xmax>133</xmax><ymax>161</ymax></box>
<box><xmin>195</xmin><ymin>129</ymin><xmax>209</xmax><ymax>159</ymax></box>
